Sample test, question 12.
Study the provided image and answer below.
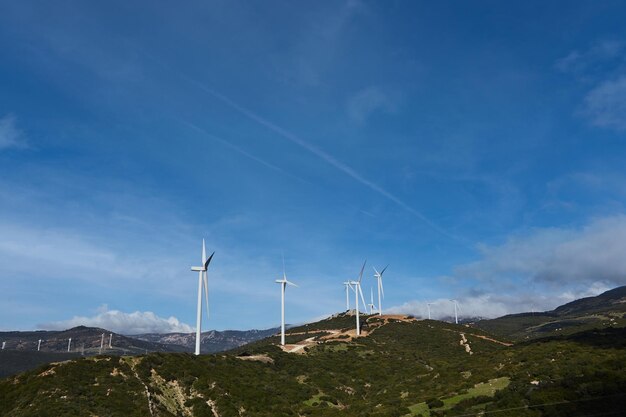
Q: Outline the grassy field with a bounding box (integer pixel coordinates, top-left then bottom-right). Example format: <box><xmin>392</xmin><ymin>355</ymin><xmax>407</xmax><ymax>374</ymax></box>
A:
<box><xmin>407</xmin><ymin>377</ymin><xmax>510</xmax><ymax>416</ymax></box>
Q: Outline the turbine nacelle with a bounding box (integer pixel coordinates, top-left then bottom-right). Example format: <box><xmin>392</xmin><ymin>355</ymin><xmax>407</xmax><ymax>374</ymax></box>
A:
<box><xmin>275</xmin><ymin>278</ymin><xmax>298</xmax><ymax>287</ymax></box>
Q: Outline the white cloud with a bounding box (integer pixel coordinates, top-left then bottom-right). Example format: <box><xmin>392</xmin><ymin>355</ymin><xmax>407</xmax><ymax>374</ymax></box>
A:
<box><xmin>387</xmin><ymin>215</ymin><xmax>626</xmax><ymax>319</ymax></box>
<box><xmin>458</xmin><ymin>215</ymin><xmax>626</xmax><ymax>287</ymax></box>
<box><xmin>555</xmin><ymin>40</ymin><xmax>624</xmax><ymax>74</ymax></box>
<box><xmin>582</xmin><ymin>75</ymin><xmax>626</xmax><ymax>131</ymax></box>
<box><xmin>387</xmin><ymin>282</ymin><xmax>611</xmax><ymax>319</ymax></box>
<box><xmin>347</xmin><ymin>87</ymin><xmax>400</xmax><ymax>124</ymax></box>
<box><xmin>0</xmin><ymin>114</ymin><xmax>27</xmax><ymax>150</ymax></box>
<box><xmin>39</xmin><ymin>306</ymin><xmax>193</xmax><ymax>334</ymax></box>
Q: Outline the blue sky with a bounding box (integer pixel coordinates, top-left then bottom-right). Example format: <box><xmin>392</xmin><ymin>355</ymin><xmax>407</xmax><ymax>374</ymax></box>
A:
<box><xmin>2</xmin><ymin>1</ymin><xmax>626</xmax><ymax>333</ymax></box>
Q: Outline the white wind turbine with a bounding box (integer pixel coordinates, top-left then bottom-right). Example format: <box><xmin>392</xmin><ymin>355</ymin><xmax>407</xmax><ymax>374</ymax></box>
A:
<box><xmin>190</xmin><ymin>239</ymin><xmax>215</xmax><ymax>356</ymax></box>
<box><xmin>427</xmin><ymin>303</ymin><xmax>433</xmax><ymax>320</ymax></box>
<box><xmin>342</xmin><ymin>281</ymin><xmax>354</xmax><ymax>311</ymax></box>
<box><xmin>275</xmin><ymin>256</ymin><xmax>297</xmax><ymax>346</ymax></box>
<box><xmin>349</xmin><ymin>261</ymin><xmax>368</xmax><ymax>336</ymax></box>
<box><xmin>373</xmin><ymin>265</ymin><xmax>388</xmax><ymax>316</ymax></box>
<box><xmin>368</xmin><ymin>287</ymin><xmax>377</xmax><ymax>314</ymax></box>
<box><xmin>450</xmin><ymin>299</ymin><xmax>459</xmax><ymax>324</ymax></box>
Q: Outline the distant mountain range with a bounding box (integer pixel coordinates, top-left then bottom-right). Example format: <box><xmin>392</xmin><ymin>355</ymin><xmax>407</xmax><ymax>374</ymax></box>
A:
<box><xmin>0</xmin><ymin>326</ymin><xmax>186</xmax><ymax>356</ymax></box>
<box><xmin>132</xmin><ymin>327</ymin><xmax>279</xmax><ymax>353</ymax></box>
<box><xmin>0</xmin><ymin>326</ymin><xmax>280</xmax><ymax>355</ymax></box>
<box><xmin>0</xmin><ymin>325</ymin><xmax>279</xmax><ymax>377</ymax></box>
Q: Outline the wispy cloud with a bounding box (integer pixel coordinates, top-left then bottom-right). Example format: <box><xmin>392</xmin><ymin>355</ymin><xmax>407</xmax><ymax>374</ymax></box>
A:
<box><xmin>177</xmin><ymin>118</ymin><xmax>309</xmax><ymax>184</ymax></box>
<box><xmin>347</xmin><ymin>86</ymin><xmax>401</xmax><ymax>124</ymax></box>
<box><xmin>582</xmin><ymin>75</ymin><xmax>626</xmax><ymax>131</ymax></box>
<box><xmin>555</xmin><ymin>40</ymin><xmax>624</xmax><ymax>74</ymax></box>
<box><xmin>179</xmin><ymin>77</ymin><xmax>460</xmax><ymax>242</ymax></box>
<box><xmin>39</xmin><ymin>305</ymin><xmax>193</xmax><ymax>334</ymax></box>
<box><xmin>0</xmin><ymin>114</ymin><xmax>27</xmax><ymax>151</ymax></box>
<box><xmin>555</xmin><ymin>40</ymin><xmax>626</xmax><ymax>132</ymax></box>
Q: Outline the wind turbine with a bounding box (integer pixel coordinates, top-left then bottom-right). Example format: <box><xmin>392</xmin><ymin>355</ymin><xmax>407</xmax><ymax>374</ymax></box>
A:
<box><xmin>427</xmin><ymin>303</ymin><xmax>433</xmax><ymax>320</ymax></box>
<box><xmin>100</xmin><ymin>333</ymin><xmax>104</xmax><ymax>354</ymax></box>
<box><xmin>190</xmin><ymin>239</ymin><xmax>215</xmax><ymax>356</ymax></box>
<box><xmin>275</xmin><ymin>256</ymin><xmax>297</xmax><ymax>346</ymax></box>
<box><xmin>349</xmin><ymin>261</ymin><xmax>368</xmax><ymax>336</ymax></box>
<box><xmin>450</xmin><ymin>299</ymin><xmax>459</xmax><ymax>324</ymax></box>
<box><xmin>342</xmin><ymin>281</ymin><xmax>354</xmax><ymax>311</ymax></box>
<box><xmin>373</xmin><ymin>265</ymin><xmax>388</xmax><ymax>316</ymax></box>
<box><xmin>108</xmin><ymin>333</ymin><xmax>112</xmax><ymax>348</ymax></box>
<box><xmin>67</xmin><ymin>338</ymin><xmax>72</xmax><ymax>352</ymax></box>
<box><xmin>368</xmin><ymin>287</ymin><xmax>377</xmax><ymax>314</ymax></box>
<box><xmin>37</xmin><ymin>339</ymin><xmax>42</xmax><ymax>351</ymax></box>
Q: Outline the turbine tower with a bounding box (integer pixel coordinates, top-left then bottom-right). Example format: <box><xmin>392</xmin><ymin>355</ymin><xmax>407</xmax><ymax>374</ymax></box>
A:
<box><xmin>349</xmin><ymin>261</ymin><xmax>368</xmax><ymax>336</ymax></box>
<box><xmin>100</xmin><ymin>333</ymin><xmax>104</xmax><ymax>354</ymax></box>
<box><xmin>368</xmin><ymin>287</ymin><xmax>377</xmax><ymax>314</ymax></box>
<box><xmin>67</xmin><ymin>338</ymin><xmax>72</xmax><ymax>352</ymax></box>
<box><xmin>450</xmin><ymin>299</ymin><xmax>459</xmax><ymax>324</ymax></box>
<box><xmin>427</xmin><ymin>303</ymin><xmax>433</xmax><ymax>320</ymax></box>
<box><xmin>109</xmin><ymin>333</ymin><xmax>112</xmax><ymax>348</ymax></box>
<box><xmin>190</xmin><ymin>239</ymin><xmax>215</xmax><ymax>356</ymax></box>
<box><xmin>37</xmin><ymin>339</ymin><xmax>42</xmax><ymax>351</ymax></box>
<box><xmin>373</xmin><ymin>265</ymin><xmax>388</xmax><ymax>316</ymax></box>
<box><xmin>275</xmin><ymin>256</ymin><xmax>297</xmax><ymax>346</ymax></box>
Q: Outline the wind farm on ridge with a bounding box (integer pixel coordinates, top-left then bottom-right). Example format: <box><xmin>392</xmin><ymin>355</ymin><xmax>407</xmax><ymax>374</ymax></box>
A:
<box><xmin>189</xmin><ymin>239</ymin><xmax>464</xmax><ymax>355</ymax></box>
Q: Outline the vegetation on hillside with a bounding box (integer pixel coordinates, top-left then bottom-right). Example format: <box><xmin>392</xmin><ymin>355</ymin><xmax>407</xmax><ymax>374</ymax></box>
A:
<box><xmin>2</xmin><ymin>311</ymin><xmax>625</xmax><ymax>416</ymax></box>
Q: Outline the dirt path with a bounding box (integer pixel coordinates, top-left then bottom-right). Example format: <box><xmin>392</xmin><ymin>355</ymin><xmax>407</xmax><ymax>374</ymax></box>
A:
<box><xmin>443</xmin><ymin>328</ymin><xmax>513</xmax><ymax>346</ymax></box>
<box><xmin>469</xmin><ymin>333</ymin><xmax>513</xmax><ymax>346</ymax></box>
<box><xmin>125</xmin><ymin>358</ymin><xmax>155</xmax><ymax>417</ymax></box>
<box><xmin>278</xmin><ymin>315</ymin><xmax>418</xmax><ymax>353</ymax></box>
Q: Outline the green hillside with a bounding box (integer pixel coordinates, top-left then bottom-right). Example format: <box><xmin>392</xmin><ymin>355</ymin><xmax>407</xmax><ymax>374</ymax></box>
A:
<box><xmin>2</xmin><ymin>312</ymin><xmax>625</xmax><ymax>417</ymax></box>
<box><xmin>472</xmin><ymin>285</ymin><xmax>626</xmax><ymax>341</ymax></box>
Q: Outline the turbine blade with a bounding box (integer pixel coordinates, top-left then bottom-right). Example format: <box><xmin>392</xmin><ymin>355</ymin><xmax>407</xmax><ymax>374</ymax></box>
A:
<box><xmin>286</xmin><ymin>280</ymin><xmax>298</xmax><ymax>287</ymax></box>
<box><xmin>380</xmin><ymin>278</ymin><xmax>385</xmax><ymax>298</ymax></box>
<box><xmin>202</xmin><ymin>239</ymin><xmax>206</xmax><ymax>263</ymax></box>
<box><xmin>204</xmin><ymin>251</ymin><xmax>215</xmax><ymax>270</ymax></box>
<box><xmin>380</xmin><ymin>264</ymin><xmax>389</xmax><ymax>275</ymax></box>
<box><xmin>282</xmin><ymin>253</ymin><xmax>286</xmax><ymax>280</ymax></box>
<box><xmin>373</xmin><ymin>266</ymin><xmax>379</xmax><ymax>275</ymax></box>
<box><xmin>358</xmin><ymin>285</ymin><xmax>367</xmax><ymax>310</ymax></box>
<box><xmin>203</xmin><ymin>271</ymin><xmax>210</xmax><ymax>320</ymax></box>
<box><xmin>358</xmin><ymin>260</ymin><xmax>366</xmax><ymax>283</ymax></box>
<box><xmin>370</xmin><ymin>287</ymin><xmax>374</xmax><ymax>304</ymax></box>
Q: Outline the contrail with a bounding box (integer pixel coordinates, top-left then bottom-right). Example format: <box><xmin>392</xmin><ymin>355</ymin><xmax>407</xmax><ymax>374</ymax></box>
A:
<box><xmin>177</xmin><ymin>118</ymin><xmax>309</xmax><ymax>185</ymax></box>
<box><xmin>179</xmin><ymin>75</ymin><xmax>460</xmax><ymax>241</ymax></box>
